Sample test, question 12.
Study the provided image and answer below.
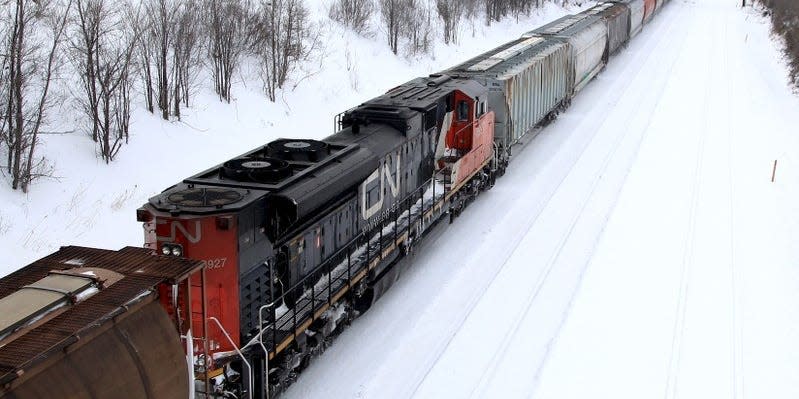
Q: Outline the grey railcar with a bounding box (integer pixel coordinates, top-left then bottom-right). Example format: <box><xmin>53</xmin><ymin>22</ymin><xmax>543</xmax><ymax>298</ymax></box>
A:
<box><xmin>616</xmin><ymin>0</ymin><xmax>646</xmax><ymax>38</ymax></box>
<box><xmin>446</xmin><ymin>37</ymin><xmax>573</xmax><ymax>157</ymax></box>
<box><xmin>587</xmin><ymin>2</ymin><xmax>632</xmax><ymax>56</ymax></box>
<box><xmin>524</xmin><ymin>14</ymin><xmax>609</xmax><ymax>94</ymax></box>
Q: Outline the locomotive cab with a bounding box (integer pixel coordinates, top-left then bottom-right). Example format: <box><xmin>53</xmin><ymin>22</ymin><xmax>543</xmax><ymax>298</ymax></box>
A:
<box><xmin>434</xmin><ymin>87</ymin><xmax>495</xmax><ymax>191</ymax></box>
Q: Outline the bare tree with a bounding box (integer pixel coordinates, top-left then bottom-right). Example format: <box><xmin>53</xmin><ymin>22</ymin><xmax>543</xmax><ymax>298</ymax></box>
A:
<box><xmin>70</xmin><ymin>0</ymin><xmax>138</xmax><ymax>163</ymax></box>
<box><xmin>0</xmin><ymin>16</ymin><xmax>9</xmax><ymax>150</ymax></box>
<box><xmin>140</xmin><ymin>0</ymin><xmax>177</xmax><ymax>120</ymax></box>
<box><xmin>171</xmin><ymin>1</ymin><xmax>201</xmax><ymax>116</ymax></box>
<box><xmin>204</xmin><ymin>0</ymin><xmax>249</xmax><ymax>103</ymax></box>
<box><xmin>137</xmin><ymin>21</ymin><xmax>156</xmax><ymax>113</ymax></box>
<box><xmin>251</xmin><ymin>0</ymin><xmax>318</xmax><ymax>101</ymax></box>
<box><xmin>379</xmin><ymin>0</ymin><xmax>405</xmax><ymax>54</ymax></box>
<box><xmin>483</xmin><ymin>0</ymin><xmax>538</xmax><ymax>25</ymax></box>
<box><xmin>1</xmin><ymin>0</ymin><xmax>71</xmax><ymax>192</ymax></box>
<box><xmin>329</xmin><ymin>0</ymin><xmax>375</xmax><ymax>35</ymax></box>
<box><xmin>378</xmin><ymin>0</ymin><xmax>434</xmax><ymax>55</ymax></box>
<box><xmin>406</xmin><ymin>0</ymin><xmax>434</xmax><ymax>55</ymax></box>
<box><xmin>761</xmin><ymin>0</ymin><xmax>799</xmax><ymax>86</ymax></box>
<box><xmin>437</xmin><ymin>0</ymin><xmax>463</xmax><ymax>44</ymax></box>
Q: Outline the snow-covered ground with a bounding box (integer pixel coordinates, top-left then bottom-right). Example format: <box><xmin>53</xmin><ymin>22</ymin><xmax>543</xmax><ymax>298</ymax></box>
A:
<box><xmin>0</xmin><ymin>2</ymin><xmax>580</xmax><ymax>273</ymax></box>
<box><xmin>3</xmin><ymin>0</ymin><xmax>799</xmax><ymax>398</ymax></box>
<box><xmin>281</xmin><ymin>1</ymin><xmax>799</xmax><ymax>398</ymax></box>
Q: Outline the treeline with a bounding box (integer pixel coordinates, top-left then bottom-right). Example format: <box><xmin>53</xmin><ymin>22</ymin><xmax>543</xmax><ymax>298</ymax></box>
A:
<box><xmin>760</xmin><ymin>0</ymin><xmax>799</xmax><ymax>86</ymax></box>
<box><xmin>1</xmin><ymin>0</ymin><xmax>565</xmax><ymax>193</ymax></box>
<box><xmin>0</xmin><ymin>0</ymin><xmax>316</xmax><ymax>192</ymax></box>
<box><xmin>331</xmin><ymin>0</ymin><xmax>560</xmax><ymax>52</ymax></box>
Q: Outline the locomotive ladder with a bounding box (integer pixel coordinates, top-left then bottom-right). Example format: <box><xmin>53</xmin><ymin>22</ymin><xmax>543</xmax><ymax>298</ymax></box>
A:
<box><xmin>188</xmin><ymin>268</ymin><xmax>211</xmax><ymax>398</ymax></box>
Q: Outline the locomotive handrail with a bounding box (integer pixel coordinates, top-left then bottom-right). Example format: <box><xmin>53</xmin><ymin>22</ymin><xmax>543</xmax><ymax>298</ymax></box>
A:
<box><xmin>257</xmin><ymin>304</ymin><xmax>272</xmax><ymax>399</ymax></box>
<box><xmin>263</xmin><ymin>177</ymin><xmax>447</xmax><ymax>355</ymax></box>
<box><xmin>269</xmin><ymin>176</ymin><xmax>439</xmax><ymax>303</ymax></box>
<box><xmin>209</xmin><ymin>317</ymin><xmax>253</xmax><ymax>399</ymax></box>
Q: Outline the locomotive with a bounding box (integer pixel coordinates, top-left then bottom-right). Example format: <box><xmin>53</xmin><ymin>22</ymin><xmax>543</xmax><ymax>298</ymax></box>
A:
<box><xmin>0</xmin><ymin>1</ymin><xmax>669</xmax><ymax>398</ymax></box>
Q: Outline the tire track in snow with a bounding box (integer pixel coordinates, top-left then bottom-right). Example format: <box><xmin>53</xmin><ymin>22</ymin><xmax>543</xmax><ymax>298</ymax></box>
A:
<box><xmin>724</xmin><ymin>9</ymin><xmax>745</xmax><ymax>399</ymax></box>
<box><xmin>463</xmin><ymin>6</ymin><xmax>693</xmax><ymax>397</ymax></box>
<box><xmin>664</xmin><ymin>6</ymin><xmax>714</xmax><ymax>398</ymax></box>
<box><xmin>403</xmin><ymin>12</ymin><xmax>689</xmax><ymax>398</ymax></box>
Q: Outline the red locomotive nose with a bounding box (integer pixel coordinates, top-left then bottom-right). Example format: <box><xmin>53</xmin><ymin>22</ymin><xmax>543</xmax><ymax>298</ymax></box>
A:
<box><xmin>144</xmin><ymin>207</ymin><xmax>242</xmax><ymax>373</ymax></box>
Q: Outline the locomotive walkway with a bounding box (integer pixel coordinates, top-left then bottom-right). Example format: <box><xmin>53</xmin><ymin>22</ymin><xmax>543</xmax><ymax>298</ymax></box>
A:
<box><xmin>284</xmin><ymin>1</ymin><xmax>799</xmax><ymax>398</ymax></box>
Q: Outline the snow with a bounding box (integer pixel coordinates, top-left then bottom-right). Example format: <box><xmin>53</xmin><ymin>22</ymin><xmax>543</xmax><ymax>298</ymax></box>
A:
<box><xmin>0</xmin><ymin>1</ymin><xmax>581</xmax><ymax>273</ymax></box>
<box><xmin>2</xmin><ymin>0</ymin><xmax>799</xmax><ymax>398</ymax></box>
<box><xmin>280</xmin><ymin>1</ymin><xmax>799</xmax><ymax>398</ymax></box>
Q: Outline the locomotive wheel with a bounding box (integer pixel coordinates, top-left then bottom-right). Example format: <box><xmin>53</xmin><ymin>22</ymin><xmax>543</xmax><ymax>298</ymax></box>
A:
<box><xmin>351</xmin><ymin>286</ymin><xmax>374</xmax><ymax>314</ymax></box>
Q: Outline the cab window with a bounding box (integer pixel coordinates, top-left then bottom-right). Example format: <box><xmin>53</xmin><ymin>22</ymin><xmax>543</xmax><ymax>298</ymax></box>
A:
<box><xmin>457</xmin><ymin>100</ymin><xmax>469</xmax><ymax>121</ymax></box>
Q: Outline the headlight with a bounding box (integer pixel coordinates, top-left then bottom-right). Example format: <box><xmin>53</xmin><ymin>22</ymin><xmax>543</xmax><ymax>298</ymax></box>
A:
<box><xmin>161</xmin><ymin>243</ymin><xmax>184</xmax><ymax>256</ymax></box>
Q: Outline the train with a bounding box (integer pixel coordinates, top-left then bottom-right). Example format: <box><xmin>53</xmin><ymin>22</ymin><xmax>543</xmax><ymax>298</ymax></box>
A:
<box><xmin>0</xmin><ymin>1</ymin><xmax>669</xmax><ymax>398</ymax></box>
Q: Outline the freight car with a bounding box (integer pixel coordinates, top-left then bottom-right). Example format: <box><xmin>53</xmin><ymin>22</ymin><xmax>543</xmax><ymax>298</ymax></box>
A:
<box><xmin>0</xmin><ymin>247</ymin><xmax>202</xmax><ymax>399</ymax></box>
<box><xmin>609</xmin><ymin>0</ymin><xmax>646</xmax><ymax>39</ymax></box>
<box><xmin>525</xmin><ymin>14</ymin><xmax>609</xmax><ymax>94</ymax></box>
<box><xmin>446</xmin><ymin>35</ymin><xmax>573</xmax><ymax>169</ymax></box>
<box><xmin>0</xmin><ymin>1</ymin><xmax>670</xmax><ymax>398</ymax></box>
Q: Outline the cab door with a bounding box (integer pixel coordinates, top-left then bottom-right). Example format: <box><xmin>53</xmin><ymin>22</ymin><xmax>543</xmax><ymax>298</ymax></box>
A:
<box><xmin>448</xmin><ymin>92</ymin><xmax>474</xmax><ymax>152</ymax></box>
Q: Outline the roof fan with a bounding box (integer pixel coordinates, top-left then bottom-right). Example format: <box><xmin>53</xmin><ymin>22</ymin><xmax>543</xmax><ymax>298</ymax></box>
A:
<box><xmin>266</xmin><ymin>139</ymin><xmax>329</xmax><ymax>162</ymax></box>
<box><xmin>221</xmin><ymin>157</ymin><xmax>292</xmax><ymax>183</ymax></box>
<box><xmin>167</xmin><ymin>187</ymin><xmax>243</xmax><ymax>207</ymax></box>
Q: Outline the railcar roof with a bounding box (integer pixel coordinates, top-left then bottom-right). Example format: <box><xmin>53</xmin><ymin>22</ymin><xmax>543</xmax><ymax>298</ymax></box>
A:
<box><xmin>0</xmin><ymin>246</ymin><xmax>202</xmax><ymax>386</ymax></box>
<box><xmin>447</xmin><ymin>37</ymin><xmax>567</xmax><ymax>78</ymax></box>
<box><xmin>586</xmin><ymin>1</ymin><xmax>629</xmax><ymax>17</ymax></box>
<box><xmin>525</xmin><ymin>13</ymin><xmax>604</xmax><ymax>38</ymax></box>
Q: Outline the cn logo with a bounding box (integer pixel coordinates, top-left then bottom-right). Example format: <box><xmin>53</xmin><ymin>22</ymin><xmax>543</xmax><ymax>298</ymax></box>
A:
<box><xmin>156</xmin><ymin>219</ymin><xmax>202</xmax><ymax>244</ymax></box>
<box><xmin>361</xmin><ymin>153</ymin><xmax>401</xmax><ymax>220</ymax></box>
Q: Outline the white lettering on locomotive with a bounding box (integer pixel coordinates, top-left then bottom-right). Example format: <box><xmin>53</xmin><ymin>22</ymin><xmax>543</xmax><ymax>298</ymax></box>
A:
<box><xmin>156</xmin><ymin>219</ymin><xmax>202</xmax><ymax>244</ymax></box>
<box><xmin>361</xmin><ymin>153</ymin><xmax>401</xmax><ymax>220</ymax></box>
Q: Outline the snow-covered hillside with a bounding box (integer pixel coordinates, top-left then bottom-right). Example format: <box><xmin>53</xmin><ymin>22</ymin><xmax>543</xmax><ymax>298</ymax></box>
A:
<box><xmin>0</xmin><ymin>2</ymin><xmax>580</xmax><ymax>275</ymax></box>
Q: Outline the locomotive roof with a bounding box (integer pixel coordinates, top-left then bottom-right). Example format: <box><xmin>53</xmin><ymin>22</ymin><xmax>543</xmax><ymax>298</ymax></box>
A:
<box><xmin>351</xmin><ymin>74</ymin><xmax>487</xmax><ymax>111</ymax></box>
<box><xmin>146</xmin><ymin>73</ymin><xmax>487</xmax><ymax>235</ymax></box>
<box><xmin>0</xmin><ymin>246</ymin><xmax>202</xmax><ymax>387</ymax></box>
